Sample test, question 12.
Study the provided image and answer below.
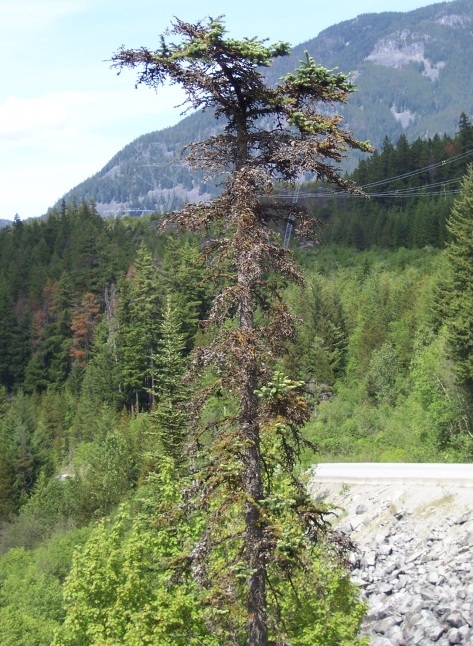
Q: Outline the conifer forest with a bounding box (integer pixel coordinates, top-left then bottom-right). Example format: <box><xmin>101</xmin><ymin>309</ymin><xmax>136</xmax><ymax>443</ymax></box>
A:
<box><xmin>1</xmin><ymin>16</ymin><xmax>473</xmax><ymax>646</ymax></box>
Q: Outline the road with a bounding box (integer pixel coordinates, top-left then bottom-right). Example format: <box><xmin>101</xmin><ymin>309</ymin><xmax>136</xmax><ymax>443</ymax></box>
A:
<box><xmin>311</xmin><ymin>462</ymin><xmax>473</xmax><ymax>486</ymax></box>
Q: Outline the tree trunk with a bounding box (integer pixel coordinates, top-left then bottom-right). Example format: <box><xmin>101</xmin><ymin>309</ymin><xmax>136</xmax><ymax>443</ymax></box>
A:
<box><xmin>238</xmin><ymin>248</ymin><xmax>268</xmax><ymax>646</ymax></box>
<box><xmin>243</xmin><ymin>427</ymin><xmax>268</xmax><ymax>646</ymax></box>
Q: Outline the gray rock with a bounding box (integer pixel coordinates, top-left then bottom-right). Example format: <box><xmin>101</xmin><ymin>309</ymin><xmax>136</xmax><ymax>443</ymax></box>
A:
<box><xmin>373</xmin><ymin>616</ymin><xmax>398</xmax><ymax>634</ymax></box>
<box><xmin>378</xmin><ymin>582</ymin><xmax>394</xmax><ymax>595</ymax></box>
<box><xmin>367</xmin><ymin>604</ymin><xmax>389</xmax><ymax>622</ymax></box>
<box><xmin>454</xmin><ymin>512</ymin><xmax>471</xmax><ymax>525</ymax></box>
<box><xmin>371</xmin><ymin>638</ymin><xmax>393</xmax><ymax>646</ymax></box>
<box><xmin>310</xmin><ymin>479</ymin><xmax>473</xmax><ymax>645</ymax></box>
<box><xmin>435</xmin><ymin>604</ymin><xmax>453</xmax><ymax>618</ymax></box>
<box><xmin>365</xmin><ymin>552</ymin><xmax>377</xmax><ymax>567</ymax></box>
<box><xmin>459</xmin><ymin>625</ymin><xmax>472</xmax><ymax>638</ymax></box>
<box><xmin>406</xmin><ymin>550</ymin><xmax>425</xmax><ymax>564</ymax></box>
<box><xmin>385</xmin><ymin>625</ymin><xmax>407</xmax><ymax>646</ymax></box>
<box><xmin>446</xmin><ymin>612</ymin><xmax>465</xmax><ymax>628</ymax></box>
<box><xmin>409</xmin><ymin>625</ymin><xmax>427</xmax><ymax>644</ymax></box>
<box><xmin>447</xmin><ymin>628</ymin><xmax>462</xmax><ymax>644</ymax></box>
<box><xmin>378</xmin><ymin>544</ymin><xmax>393</xmax><ymax>557</ymax></box>
<box><xmin>428</xmin><ymin>624</ymin><xmax>446</xmax><ymax>642</ymax></box>
<box><xmin>427</xmin><ymin>570</ymin><xmax>440</xmax><ymax>585</ymax></box>
<box><xmin>385</xmin><ymin>563</ymin><xmax>398</xmax><ymax>576</ymax></box>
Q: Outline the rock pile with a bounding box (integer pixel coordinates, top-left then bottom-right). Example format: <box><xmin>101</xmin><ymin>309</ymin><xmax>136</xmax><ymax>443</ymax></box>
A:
<box><xmin>309</xmin><ymin>479</ymin><xmax>473</xmax><ymax>645</ymax></box>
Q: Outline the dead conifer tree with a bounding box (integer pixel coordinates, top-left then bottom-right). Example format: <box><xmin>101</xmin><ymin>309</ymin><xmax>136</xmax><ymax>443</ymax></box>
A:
<box><xmin>112</xmin><ymin>17</ymin><xmax>371</xmax><ymax>646</ymax></box>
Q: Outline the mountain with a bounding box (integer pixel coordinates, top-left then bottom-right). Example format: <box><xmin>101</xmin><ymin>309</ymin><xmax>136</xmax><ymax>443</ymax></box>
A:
<box><xmin>60</xmin><ymin>0</ymin><xmax>473</xmax><ymax>216</ymax></box>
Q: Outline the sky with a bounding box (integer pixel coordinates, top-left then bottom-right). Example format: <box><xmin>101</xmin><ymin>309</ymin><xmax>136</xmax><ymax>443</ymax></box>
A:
<box><xmin>0</xmin><ymin>0</ymin><xmax>444</xmax><ymax>220</ymax></box>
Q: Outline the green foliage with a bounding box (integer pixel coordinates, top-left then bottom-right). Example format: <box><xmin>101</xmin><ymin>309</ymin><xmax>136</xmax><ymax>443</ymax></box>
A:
<box><xmin>161</xmin><ymin>237</ymin><xmax>210</xmax><ymax>351</ymax></box>
<box><xmin>443</xmin><ymin>165</ymin><xmax>473</xmax><ymax>391</ymax></box>
<box><xmin>0</xmin><ymin>473</ymin><xmax>77</xmax><ymax>552</ymax></box>
<box><xmin>406</xmin><ymin>332</ymin><xmax>472</xmax><ymax>457</ymax></box>
<box><xmin>300</xmin><ymin>246</ymin><xmax>473</xmax><ymax>463</ymax></box>
<box><xmin>0</xmin><ymin>527</ymin><xmax>90</xmax><ymax>646</ymax></box>
<box><xmin>150</xmin><ymin>296</ymin><xmax>189</xmax><ymax>465</ymax></box>
<box><xmin>0</xmin><ymin>202</ymin><xmax>137</xmax><ymax>394</ymax></box>
<box><xmin>285</xmin><ymin>274</ymin><xmax>349</xmax><ymax>384</ymax></box>
<box><xmin>2</xmin><ymin>237</ymin><xmax>472</xmax><ymax>642</ymax></box>
<box><xmin>316</xmin><ymin>119</ymin><xmax>472</xmax><ymax>251</ymax></box>
<box><xmin>70</xmin><ymin>408</ymin><xmax>140</xmax><ymax>523</ymax></box>
<box><xmin>0</xmin><ymin>392</ymin><xmax>40</xmax><ymax>517</ymax></box>
<box><xmin>255</xmin><ymin>371</ymin><xmax>304</xmax><ymax>400</ymax></box>
<box><xmin>366</xmin><ymin>343</ymin><xmax>401</xmax><ymax>405</ymax></box>
<box><xmin>267</xmin><ymin>548</ymin><xmax>367</xmax><ymax>646</ymax></box>
<box><xmin>56</xmin><ymin>459</ymin><xmax>366</xmax><ymax>646</ymax></box>
<box><xmin>55</xmin><ymin>460</ymin><xmax>214</xmax><ymax>646</ymax></box>
<box><xmin>117</xmin><ymin>242</ymin><xmax>162</xmax><ymax>412</ymax></box>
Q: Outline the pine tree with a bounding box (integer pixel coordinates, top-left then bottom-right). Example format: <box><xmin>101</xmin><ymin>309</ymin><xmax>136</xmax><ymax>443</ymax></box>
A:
<box><xmin>24</xmin><ymin>278</ymin><xmax>72</xmax><ymax>392</ymax></box>
<box><xmin>112</xmin><ymin>18</ymin><xmax>370</xmax><ymax>644</ymax></box>
<box><xmin>0</xmin><ymin>290</ymin><xmax>18</xmax><ymax>393</ymax></box>
<box><xmin>151</xmin><ymin>296</ymin><xmax>188</xmax><ymax>464</ymax></box>
<box><xmin>117</xmin><ymin>243</ymin><xmax>162</xmax><ymax>412</ymax></box>
<box><xmin>69</xmin><ymin>292</ymin><xmax>101</xmax><ymax>369</ymax></box>
<box><xmin>161</xmin><ymin>237</ymin><xmax>209</xmax><ymax>351</ymax></box>
<box><xmin>457</xmin><ymin>112</ymin><xmax>473</xmax><ymax>153</ymax></box>
<box><xmin>444</xmin><ymin>164</ymin><xmax>473</xmax><ymax>392</ymax></box>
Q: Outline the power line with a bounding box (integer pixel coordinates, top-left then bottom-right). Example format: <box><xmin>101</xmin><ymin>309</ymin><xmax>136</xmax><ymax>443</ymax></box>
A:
<box><xmin>272</xmin><ymin>147</ymin><xmax>473</xmax><ymax>202</ymax></box>
<box><xmin>358</xmin><ymin>148</ymin><xmax>473</xmax><ymax>189</ymax></box>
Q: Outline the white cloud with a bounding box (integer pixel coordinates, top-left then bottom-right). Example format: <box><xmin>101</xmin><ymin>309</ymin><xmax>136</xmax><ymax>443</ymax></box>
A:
<box><xmin>0</xmin><ymin>84</ymin><xmax>188</xmax><ymax>218</ymax></box>
<box><xmin>0</xmin><ymin>0</ymin><xmax>86</xmax><ymax>32</ymax></box>
<box><xmin>0</xmin><ymin>96</ymin><xmax>70</xmax><ymax>140</ymax></box>
<box><xmin>0</xmin><ymin>82</ymin><xmax>184</xmax><ymax>139</ymax></box>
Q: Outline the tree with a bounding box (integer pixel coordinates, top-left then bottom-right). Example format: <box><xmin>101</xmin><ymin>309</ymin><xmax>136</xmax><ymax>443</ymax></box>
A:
<box><xmin>150</xmin><ymin>296</ymin><xmax>189</xmax><ymax>465</ymax></box>
<box><xmin>161</xmin><ymin>237</ymin><xmax>210</xmax><ymax>351</ymax></box>
<box><xmin>24</xmin><ymin>278</ymin><xmax>73</xmax><ymax>392</ymax></box>
<box><xmin>0</xmin><ymin>392</ymin><xmax>40</xmax><ymax>517</ymax></box>
<box><xmin>117</xmin><ymin>243</ymin><xmax>162</xmax><ymax>412</ymax></box>
<box><xmin>69</xmin><ymin>292</ymin><xmax>101</xmax><ymax>369</ymax></box>
<box><xmin>445</xmin><ymin>164</ymin><xmax>473</xmax><ymax>393</ymax></box>
<box><xmin>55</xmin><ymin>461</ymin><xmax>217</xmax><ymax>646</ymax></box>
<box><xmin>457</xmin><ymin>112</ymin><xmax>473</xmax><ymax>154</ymax></box>
<box><xmin>112</xmin><ymin>17</ymin><xmax>370</xmax><ymax>644</ymax></box>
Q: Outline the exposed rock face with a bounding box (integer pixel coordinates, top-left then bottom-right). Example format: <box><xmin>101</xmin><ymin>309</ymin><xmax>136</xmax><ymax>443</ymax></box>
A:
<box><xmin>365</xmin><ymin>31</ymin><xmax>446</xmax><ymax>81</ymax></box>
<box><xmin>309</xmin><ymin>481</ymin><xmax>473</xmax><ymax>645</ymax></box>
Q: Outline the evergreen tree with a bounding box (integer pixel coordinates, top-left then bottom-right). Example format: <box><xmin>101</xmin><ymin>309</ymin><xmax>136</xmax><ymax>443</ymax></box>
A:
<box><xmin>112</xmin><ymin>17</ymin><xmax>370</xmax><ymax>645</ymax></box>
<box><xmin>444</xmin><ymin>164</ymin><xmax>473</xmax><ymax>392</ymax></box>
<box><xmin>161</xmin><ymin>237</ymin><xmax>209</xmax><ymax>351</ymax></box>
<box><xmin>150</xmin><ymin>296</ymin><xmax>188</xmax><ymax>464</ymax></box>
<box><xmin>117</xmin><ymin>243</ymin><xmax>162</xmax><ymax>412</ymax></box>
<box><xmin>0</xmin><ymin>290</ymin><xmax>19</xmax><ymax>393</ymax></box>
<box><xmin>0</xmin><ymin>392</ymin><xmax>40</xmax><ymax>515</ymax></box>
<box><xmin>24</xmin><ymin>278</ymin><xmax>72</xmax><ymax>392</ymax></box>
<box><xmin>69</xmin><ymin>292</ymin><xmax>101</xmax><ymax>369</ymax></box>
<box><xmin>457</xmin><ymin>112</ymin><xmax>473</xmax><ymax>153</ymax></box>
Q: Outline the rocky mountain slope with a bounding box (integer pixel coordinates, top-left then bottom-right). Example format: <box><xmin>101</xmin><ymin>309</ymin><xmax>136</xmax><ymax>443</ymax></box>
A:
<box><xmin>60</xmin><ymin>0</ymin><xmax>473</xmax><ymax>216</ymax></box>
